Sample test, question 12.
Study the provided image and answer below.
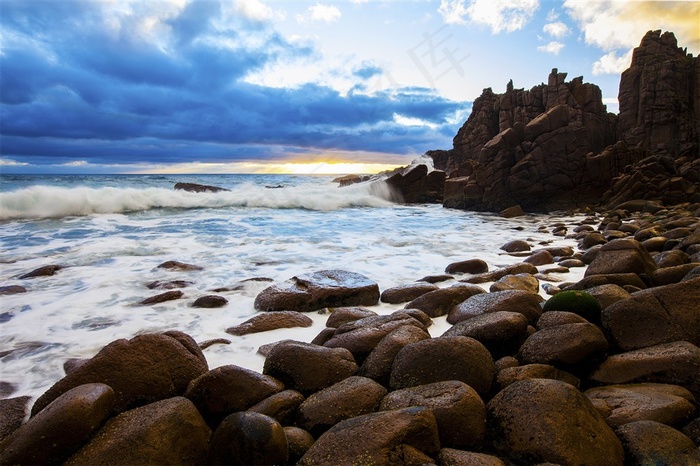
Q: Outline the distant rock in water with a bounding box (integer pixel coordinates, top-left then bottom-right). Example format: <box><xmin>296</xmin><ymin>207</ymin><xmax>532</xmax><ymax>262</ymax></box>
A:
<box><xmin>174</xmin><ymin>182</ymin><xmax>229</xmax><ymax>193</ymax></box>
<box><xmin>426</xmin><ymin>30</ymin><xmax>698</xmax><ymax>212</ymax></box>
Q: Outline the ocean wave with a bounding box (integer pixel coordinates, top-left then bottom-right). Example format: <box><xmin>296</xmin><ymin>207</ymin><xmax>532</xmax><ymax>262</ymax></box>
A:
<box><xmin>0</xmin><ymin>181</ymin><xmax>396</xmax><ymax>220</ymax></box>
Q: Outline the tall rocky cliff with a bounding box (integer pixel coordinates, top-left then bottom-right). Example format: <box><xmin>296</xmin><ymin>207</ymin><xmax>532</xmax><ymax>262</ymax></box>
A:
<box><xmin>432</xmin><ymin>30</ymin><xmax>699</xmax><ymax>212</ymax></box>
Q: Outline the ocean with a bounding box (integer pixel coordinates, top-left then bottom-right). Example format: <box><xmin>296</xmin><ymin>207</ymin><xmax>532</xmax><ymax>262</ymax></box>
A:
<box><xmin>0</xmin><ymin>174</ymin><xmax>586</xmax><ymax>401</ymax></box>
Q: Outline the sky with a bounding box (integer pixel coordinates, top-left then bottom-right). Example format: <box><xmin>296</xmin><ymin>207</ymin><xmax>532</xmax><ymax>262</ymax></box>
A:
<box><xmin>1</xmin><ymin>0</ymin><xmax>698</xmax><ymax>175</ymax></box>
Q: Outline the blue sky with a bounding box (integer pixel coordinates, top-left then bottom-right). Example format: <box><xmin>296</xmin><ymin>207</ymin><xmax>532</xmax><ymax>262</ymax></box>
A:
<box><xmin>1</xmin><ymin>0</ymin><xmax>698</xmax><ymax>174</ymax></box>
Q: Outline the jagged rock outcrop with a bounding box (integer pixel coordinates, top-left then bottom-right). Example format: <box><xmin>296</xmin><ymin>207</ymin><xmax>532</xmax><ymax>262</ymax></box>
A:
<box><xmin>434</xmin><ymin>30</ymin><xmax>699</xmax><ymax>212</ymax></box>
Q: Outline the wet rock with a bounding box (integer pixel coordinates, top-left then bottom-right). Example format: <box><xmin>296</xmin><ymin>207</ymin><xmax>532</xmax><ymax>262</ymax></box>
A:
<box><xmin>174</xmin><ymin>182</ymin><xmax>229</xmax><ymax>193</ymax></box>
<box><xmin>254</xmin><ymin>270</ymin><xmax>380</xmax><ymax>312</ymax></box>
<box><xmin>298</xmin><ymin>407</ymin><xmax>441</xmax><ymax>466</ymax></box>
<box><xmin>584</xmin><ymin>284</ymin><xmax>631</xmax><ymax>310</ymax></box>
<box><xmin>442</xmin><ymin>311</ymin><xmax>529</xmax><ymax>359</ymax></box>
<box><xmin>326</xmin><ymin>307</ymin><xmax>378</xmax><ymax>327</ymax></box>
<box><xmin>591</xmin><ymin>341</ymin><xmax>700</xmax><ymax>398</ymax></box>
<box><xmin>496</xmin><ymin>364</ymin><xmax>579</xmax><ymax>390</ymax></box>
<box><xmin>564</xmin><ymin>272</ymin><xmax>648</xmax><ymax>291</ymax></box>
<box><xmin>489</xmin><ymin>273</ymin><xmax>539</xmax><ymax>293</ymax></box>
<box><xmin>404</xmin><ymin>283</ymin><xmax>485</xmax><ymax>318</ymax></box>
<box><xmin>65</xmin><ymin>397</ymin><xmax>210</xmax><ymax>465</ymax></box>
<box><xmin>0</xmin><ymin>384</ymin><xmax>114</xmax><ymax>465</ymax></box>
<box><xmin>652</xmin><ymin>262</ymin><xmax>700</xmax><ymax>285</ymax></box>
<box><xmin>192</xmin><ymin>295</ymin><xmax>227</xmax><ymax>308</ymax></box>
<box><xmin>284</xmin><ymin>426</ymin><xmax>315</xmax><ymax>464</ymax></box>
<box><xmin>418</xmin><ymin>274</ymin><xmax>454</xmax><ymax>283</ymax></box>
<box><xmin>541</xmin><ymin>289</ymin><xmax>602</xmax><ymax>323</ymax></box>
<box><xmin>297</xmin><ymin>376</ymin><xmax>387</xmax><ymax>437</ymax></box>
<box><xmin>386</xmin><ymin>163</ymin><xmax>446</xmax><ymax>204</ymax></box>
<box><xmin>19</xmin><ymin>265</ymin><xmax>62</xmax><ymax>279</ymax></box>
<box><xmin>616</xmin><ymin>420</ymin><xmax>700</xmax><ymax>466</ymax></box>
<box><xmin>146</xmin><ymin>280</ymin><xmax>192</xmax><ymax>290</ymax></box>
<box><xmin>558</xmin><ymin>258</ymin><xmax>585</xmax><ymax>268</ymax></box>
<box><xmin>585</xmin><ymin>238</ymin><xmax>657</xmax><ymax>277</ymax></box>
<box><xmin>380</xmin><ymin>381</ymin><xmax>486</xmax><ymax>449</ymax></box>
<box><xmin>226</xmin><ymin>311</ymin><xmax>313</xmax><ymax>336</ymax></box>
<box><xmin>461</xmin><ymin>262</ymin><xmax>539</xmax><ymax>285</ymax></box>
<box><xmin>536</xmin><ymin>310</ymin><xmax>588</xmax><ymax>328</ymax></box>
<box><xmin>248</xmin><ymin>390</ymin><xmax>305</xmax><ymax>426</ymax></box>
<box><xmin>499</xmin><ymin>205</ymin><xmax>526</xmax><ymax>218</ymax></box>
<box><xmin>390</xmin><ymin>336</ymin><xmax>495</xmax><ymax>397</ymax></box>
<box><xmin>198</xmin><ymin>338</ymin><xmax>231</xmax><ymax>350</ymax></box>
<box><xmin>487</xmin><ymin>379</ymin><xmax>623</xmax><ymax>465</ymax></box>
<box><xmin>263</xmin><ymin>340</ymin><xmax>358</xmax><ymax>396</ymax></box>
<box><xmin>601</xmin><ymin>277</ymin><xmax>700</xmax><ymax>351</ymax></box>
<box><xmin>654</xmin><ymin>249</ymin><xmax>690</xmax><ymax>267</ymax></box>
<box><xmin>323</xmin><ymin>312</ymin><xmax>429</xmax><ymax>363</ymax></box>
<box><xmin>359</xmin><ymin>325</ymin><xmax>431</xmax><ymax>385</ymax></box>
<box><xmin>500</xmin><ymin>240</ymin><xmax>530</xmax><ymax>253</ymax></box>
<box><xmin>517</xmin><ymin>322</ymin><xmax>608</xmax><ymax>370</ymax></box>
<box><xmin>139</xmin><ymin>290</ymin><xmax>183</xmax><ymax>305</ymax></box>
<box><xmin>524</xmin><ymin>250</ymin><xmax>553</xmax><ymax>265</ymax></box>
<box><xmin>0</xmin><ymin>285</ymin><xmax>27</xmax><ymax>295</ymax></box>
<box><xmin>438</xmin><ymin>449</ymin><xmax>505</xmax><ymax>466</ymax></box>
<box><xmin>579</xmin><ymin>231</ymin><xmax>607</xmax><ymax>250</ymax></box>
<box><xmin>681</xmin><ymin>417</ymin><xmax>700</xmax><ymax>444</ymax></box>
<box><xmin>184</xmin><ymin>364</ymin><xmax>283</xmax><ymax>428</ymax></box>
<box><xmin>208</xmin><ymin>412</ymin><xmax>287</xmax><ymax>466</ymax></box>
<box><xmin>32</xmin><ymin>331</ymin><xmax>208</xmax><ymax>416</ymax></box>
<box><xmin>0</xmin><ymin>396</ymin><xmax>30</xmax><ymax>442</ymax></box>
<box><xmin>445</xmin><ymin>258</ymin><xmax>489</xmax><ymax>275</ymax></box>
<box><xmin>156</xmin><ymin>260</ymin><xmax>204</xmax><ymax>271</ymax></box>
<box><xmin>447</xmin><ymin>290</ymin><xmax>543</xmax><ymax>325</ymax></box>
<box><xmin>381</xmin><ymin>282</ymin><xmax>440</xmax><ymax>304</ymax></box>
<box><xmin>585</xmin><ymin>383</ymin><xmax>697</xmax><ymax>428</ymax></box>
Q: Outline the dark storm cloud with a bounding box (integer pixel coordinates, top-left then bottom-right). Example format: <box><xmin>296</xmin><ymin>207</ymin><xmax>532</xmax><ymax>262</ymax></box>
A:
<box><xmin>0</xmin><ymin>0</ymin><xmax>465</xmax><ymax>169</ymax></box>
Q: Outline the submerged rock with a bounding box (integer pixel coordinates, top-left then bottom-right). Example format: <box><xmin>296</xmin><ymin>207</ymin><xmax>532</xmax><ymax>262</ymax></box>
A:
<box><xmin>174</xmin><ymin>182</ymin><xmax>229</xmax><ymax>193</ymax></box>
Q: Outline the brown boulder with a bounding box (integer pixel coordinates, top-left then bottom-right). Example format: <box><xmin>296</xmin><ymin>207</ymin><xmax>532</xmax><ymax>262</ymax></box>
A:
<box><xmin>585</xmin><ymin>383</ymin><xmax>697</xmax><ymax>428</ymax></box>
<box><xmin>584</xmin><ymin>283</ymin><xmax>631</xmax><ymax>309</ymax></box>
<box><xmin>442</xmin><ymin>311</ymin><xmax>529</xmax><ymax>359</ymax></box>
<box><xmin>489</xmin><ymin>273</ymin><xmax>539</xmax><ymax>293</ymax></box>
<box><xmin>254</xmin><ymin>270</ymin><xmax>379</xmax><ymax>312</ymax></box>
<box><xmin>585</xmin><ymin>238</ymin><xmax>657</xmax><ymax>277</ymax></box>
<box><xmin>460</xmin><ymin>262</ymin><xmax>539</xmax><ymax>285</ymax></box>
<box><xmin>404</xmin><ymin>283</ymin><xmax>486</xmax><ymax>318</ymax></box>
<box><xmin>445</xmin><ymin>258</ymin><xmax>489</xmax><ymax>275</ymax></box>
<box><xmin>438</xmin><ymin>449</ymin><xmax>505</xmax><ymax>466</ymax></box>
<box><xmin>380</xmin><ymin>381</ymin><xmax>486</xmax><ymax>449</ymax></box>
<box><xmin>359</xmin><ymin>325</ymin><xmax>432</xmax><ymax>385</ymax></box>
<box><xmin>184</xmin><ymin>364</ymin><xmax>283</xmax><ymax>428</ymax></box>
<box><xmin>385</xmin><ymin>163</ymin><xmax>446</xmax><ymax>203</ymax></box>
<box><xmin>139</xmin><ymin>290</ymin><xmax>183</xmax><ymax>305</ymax></box>
<box><xmin>447</xmin><ymin>290</ymin><xmax>542</xmax><ymax>325</ymax></box>
<box><xmin>381</xmin><ymin>282</ymin><xmax>439</xmax><ymax>304</ymax></box>
<box><xmin>591</xmin><ymin>341</ymin><xmax>700</xmax><ymax>398</ymax></box>
<box><xmin>262</xmin><ymin>340</ymin><xmax>358</xmax><ymax>396</ymax></box>
<box><xmin>208</xmin><ymin>411</ymin><xmax>287</xmax><ymax>466</ymax></box>
<box><xmin>500</xmin><ymin>240</ymin><xmax>530</xmax><ymax>253</ymax></box>
<box><xmin>157</xmin><ymin>260</ymin><xmax>203</xmax><ymax>271</ymax></box>
<box><xmin>486</xmin><ymin>379</ymin><xmax>623</xmax><ymax>465</ymax></box>
<box><xmin>0</xmin><ymin>384</ymin><xmax>114</xmax><ymax>465</ymax></box>
<box><xmin>325</xmin><ymin>307</ymin><xmax>378</xmax><ymax>327</ymax></box>
<box><xmin>601</xmin><ymin>277</ymin><xmax>700</xmax><ymax>351</ymax></box>
<box><xmin>517</xmin><ymin>322</ymin><xmax>609</xmax><ymax>370</ymax></box>
<box><xmin>524</xmin><ymin>250</ymin><xmax>554</xmax><ymax>265</ymax></box>
<box><xmin>226</xmin><ymin>311</ymin><xmax>313</xmax><ymax>336</ymax></box>
<box><xmin>0</xmin><ymin>396</ymin><xmax>30</xmax><ymax>442</ymax></box>
<box><xmin>18</xmin><ymin>265</ymin><xmax>62</xmax><ymax>279</ymax></box>
<box><xmin>174</xmin><ymin>182</ymin><xmax>229</xmax><ymax>193</ymax></box>
<box><xmin>32</xmin><ymin>331</ymin><xmax>208</xmax><ymax>416</ymax></box>
<box><xmin>247</xmin><ymin>389</ymin><xmax>305</xmax><ymax>425</ymax></box>
<box><xmin>0</xmin><ymin>285</ymin><xmax>27</xmax><ymax>295</ymax></box>
<box><xmin>285</xmin><ymin>426</ymin><xmax>315</xmax><ymax>464</ymax></box>
<box><xmin>496</xmin><ymin>363</ymin><xmax>580</xmax><ymax>390</ymax></box>
<box><xmin>296</xmin><ymin>376</ymin><xmax>387</xmax><ymax>437</ymax></box>
<box><xmin>536</xmin><ymin>311</ymin><xmax>588</xmax><ymax>329</ymax></box>
<box><xmin>298</xmin><ymin>407</ymin><xmax>441</xmax><ymax>466</ymax></box>
<box><xmin>390</xmin><ymin>336</ymin><xmax>495</xmax><ymax>397</ymax></box>
<box><xmin>191</xmin><ymin>294</ymin><xmax>227</xmax><ymax>308</ymax></box>
<box><xmin>64</xmin><ymin>397</ymin><xmax>210</xmax><ymax>465</ymax></box>
<box><xmin>616</xmin><ymin>420</ymin><xmax>700</xmax><ymax>466</ymax></box>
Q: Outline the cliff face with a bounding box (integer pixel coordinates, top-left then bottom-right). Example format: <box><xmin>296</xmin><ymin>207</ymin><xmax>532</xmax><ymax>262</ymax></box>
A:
<box><xmin>435</xmin><ymin>30</ymin><xmax>699</xmax><ymax>212</ymax></box>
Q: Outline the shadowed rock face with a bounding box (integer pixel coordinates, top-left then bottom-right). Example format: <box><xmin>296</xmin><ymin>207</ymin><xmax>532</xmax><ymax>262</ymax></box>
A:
<box><xmin>432</xmin><ymin>30</ymin><xmax>698</xmax><ymax>212</ymax></box>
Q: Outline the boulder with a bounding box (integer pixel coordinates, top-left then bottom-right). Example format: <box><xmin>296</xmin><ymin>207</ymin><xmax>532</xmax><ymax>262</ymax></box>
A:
<box><xmin>0</xmin><ymin>285</ymin><xmax>27</xmax><ymax>295</ymax></box>
<box><xmin>139</xmin><ymin>290</ymin><xmax>183</xmax><ymax>305</ymax></box>
<box><xmin>18</xmin><ymin>265</ymin><xmax>62</xmax><ymax>279</ymax></box>
<box><xmin>325</xmin><ymin>307</ymin><xmax>378</xmax><ymax>327</ymax></box>
<box><xmin>184</xmin><ymin>364</ymin><xmax>284</xmax><ymax>428</ymax></box>
<box><xmin>489</xmin><ymin>273</ymin><xmax>539</xmax><ymax>293</ymax></box>
<box><xmin>447</xmin><ymin>290</ymin><xmax>542</xmax><ymax>325</ymax></box>
<box><xmin>226</xmin><ymin>311</ymin><xmax>313</xmax><ymax>336</ymax></box>
<box><xmin>254</xmin><ymin>270</ymin><xmax>380</xmax><ymax>312</ymax></box>
<box><xmin>390</xmin><ymin>336</ymin><xmax>495</xmax><ymax>397</ymax></box>
<box><xmin>601</xmin><ymin>277</ymin><xmax>700</xmax><ymax>351</ymax></box>
<box><xmin>296</xmin><ymin>376</ymin><xmax>387</xmax><ymax>437</ymax></box>
<box><xmin>585</xmin><ymin>238</ymin><xmax>657</xmax><ymax>278</ymax></box>
<box><xmin>298</xmin><ymin>407</ymin><xmax>441</xmax><ymax>466</ymax></box>
<box><xmin>564</xmin><ymin>272</ymin><xmax>648</xmax><ymax>291</ymax></box>
<box><xmin>541</xmin><ymin>290</ymin><xmax>602</xmax><ymax>322</ymax></box>
<box><xmin>616</xmin><ymin>420</ymin><xmax>700</xmax><ymax>466</ymax></box>
<box><xmin>591</xmin><ymin>341</ymin><xmax>700</xmax><ymax>398</ymax></box>
<box><xmin>380</xmin><ymin>283</ymin><xmax>439</xmax><ymax>304</ymax></box>
<box><xmin>517</xmin><ymin>322</ymin><xmax>609</xmax><ymax>370</ymax></box>
<box><xmin>438</xmin><ymin>449</ymin><xmax>505</xmax><ymax>466</ymax></box>
<box><xmin>0</xmin><ymin>384</ymin><xmax>114</xmax><ymax>465</ymax></box>
<box><xmin>404</xmin><ymin>283</ymin><xmax>485</xmax><ymax>318</ymax></box>
<box><xmin>380</xmin><ymin>381</ymin><xmax>486</xmax><ymax>449</ymax></box>
<box><xmin>64</xmin><ymin>397</ymin><xmax>210</xmax><ymax>465</ymax></box>
<box><xmin>32</xmin><ymin>331</ymin><xmax>208</xmax><ymax>416</ymax></box>
<box><xmin>191</xmin><ymin>295</ymin><xmax>227</xmax><ymax>308</ymax></box>
<box><xmin>585</xmin><ymin>383</ymin><xmax>697</xmax><ymax>428</ymax></box>
<box><xmin>359</xmin><ymin>325</ymin><xmax>432</xmax><ymax>386</ymax></box>
<box><xmin>445</xmin><ymin>258</ymin><xmax>489</xmax><ymax>275</ymax></box>
<box><xmin>0</xmin><ymin>396</ymin><xmax>30</xmax><ymax>442</ymax></box>
<box><xmin>486</xmin><ymin>379</ymin><xmax>623</xmax><ymax>465</ymax></box>
<box><xmin>442</xmin><ymin>311</ymin><xmax>529</xmax><ymax>359</ymax></box>
<box><xmin>208</xmin><ymin>412</ymin><xmax>287</xmax><ymax>466</ymax></box>
<box><xmin>285</xmin><ymin>426</ymin><xmax>315</xmax><ymax>464</ymax></box>
<box><xmin>524</xmin><ymin>250</ymin><xmax>554</xmax><ymax>265</ymax></box>
<box><xmin>460</xmin><ymin>263</ymin><xmax>539</xmax><ymax>285</ymax></box>
<box><xmin>156</xmin><ymin>260</ymin><xmax>203</xmax><ymax>271</ymax></box>
<box><xmin>262</xmin><ymin>340</ymin><xmax>358</xmax><ymax>396</ymax></box>
<box><xmin>385</xmin><ymin>163</ymin><xmax>446</xmax><ymax>203</ymax></box>
<box><xmin>247</xmin><ymin>389</ymin><xmax>305</xmax><ymax>426</ymax></box>
<box><xmin>536</xmin><ymin>311</ymin><xmax>588</xmax><ymax>329</ymax></box>
<box><xmin>496</xmin><ymin>364</ymin><xmax>580</xmax><ymax>390</ymax></box>
<box><xmin>500</xmin><ymin>240</ymin><xmax>530</xmax><ymax>253</ymax></box>
<box><xmin>174</xmin><ymin>182</ymin><xmax>229</xmax><ymax>193</ymax></box>
<box><xmin>584</xmin><ymin>284</ymin><xmax>631</xmax><ymax>310</ymax></box>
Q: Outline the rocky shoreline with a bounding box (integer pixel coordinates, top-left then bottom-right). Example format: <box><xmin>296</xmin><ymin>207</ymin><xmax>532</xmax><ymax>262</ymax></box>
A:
<box><xmin>1</xmin><ymin>199</ymin><xmax>699</xmax><ymax>465</ymax></box>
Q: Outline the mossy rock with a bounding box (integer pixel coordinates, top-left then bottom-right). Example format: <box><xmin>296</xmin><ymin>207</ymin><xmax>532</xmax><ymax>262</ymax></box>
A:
<box><xmin>542</xmin><ymin>290</ymin><xmax>602</xmax><ymax>323</ymax></box>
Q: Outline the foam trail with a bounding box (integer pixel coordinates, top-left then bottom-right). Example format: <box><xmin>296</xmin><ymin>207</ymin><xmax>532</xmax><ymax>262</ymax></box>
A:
<box><xmin>0</xmin><ymin>181</ymin><xmax>395</xmax><ymax>220</ymax></box>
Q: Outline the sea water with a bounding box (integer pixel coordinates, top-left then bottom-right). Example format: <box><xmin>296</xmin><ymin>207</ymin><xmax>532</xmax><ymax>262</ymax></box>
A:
<box><xmin>0</xmin><ymin>174</ymin><xmax>587</xmax><ymax>402</ymax></box>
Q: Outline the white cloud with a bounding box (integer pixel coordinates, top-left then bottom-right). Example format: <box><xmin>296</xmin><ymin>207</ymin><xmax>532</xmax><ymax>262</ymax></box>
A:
<box><xmin>0</xmin><ymin>158</ymin><xmax>29</xmax><ymax>166</ymax></box>
<box><xmin>62</xmin><ymin>160</ymin><xmax>90</xmax><ymax>167</ymax></box>
<box><xmin>235</xmin><ymin>0</ymin><xmax>284</xmax><ymax>22</ymax></box>
<box><xmin>592</xmin><ymin>48</ymin><xmax>634</xmax><ymax>75</ymax></box>
<box><xmin>465</xmin><ymin>0</ymin><xmax>540</xmax><ymax>33</ymax></box>
<box><xmin>297</xmin><ymin>3</ymin><xmax>341</xmax><ymax>24</ymax></box>
<box><xmin>438</xmin><ymin>0</ymin><xmax>469</xmax><ymax>25</ymax></box>
<box><xmin>546</xmin><ymin>9</ymin><xmax>559</xmax><ymax>22</ymax></box>
<box><xmin>543</xmin><ymin>21</ymin><xmax>570</xmax><ymax>38</ymax></box>
<box><xmin>537</xmin><ymin>41</ymin><xmax>565</xmax><ymax>55</ymax></box>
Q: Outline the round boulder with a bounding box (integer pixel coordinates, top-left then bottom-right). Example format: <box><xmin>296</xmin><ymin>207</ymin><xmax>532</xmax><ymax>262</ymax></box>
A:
<box><xmin>404</xmin><ymin>283</ymin><xmax>486</xmax><ymax>318</ymax></box>
<box><xmin>325</xmin><ymin>307</ymin><xmax>378</xmax><ymax>327</ymax></box>
<box><xmin>226</xmin><ymin>311</ymin><xmax>313</xmax><ymax>336</ymax></box>
<box><xmin>445</xmin><ymin>259</ymin><xmax>489</xmax><ymax>275</ymax></box>
<box><xmin>500</xmin><ymin>240</ymin><xmax>530</xmax><ymax>253</ymax></box>
<box><xmin>208</xmin><ymin>412</ymin><xmax>288</xmax><ymax>466</ymax></box>
<box><xmin>496</xmin><ymin>364</ymin><xmax>580</xmax><ymax>390</ymax></box>
<box><xmin>616</xmin><ymin>420</ymin><xmax>700</xmax><ymax>466</ymax></box>
<box><xmin>380</xmin><ymin>283</ymin><xmax>439</xmax><ymax>304</ymax></box>
<box><xmin>442</xmin><ymin>311</ymin><xmax>529</xmax><ymax>359</ymax></box>
<box><xmin>541</xmin><ymin>290</ymin><xmax>602</xmax><ymax>323</ymax></box>
<box><xmin>447</xmin><ymin>290</ymin><xmax>543</xmax><ymax>326</ymax></box>
<box><xmin>359</xmin><ymin>325</ymin><xmax>431</xmax><ymax>386</ymax></box>
<box><xmin>192</xmin><ymin>295</ymin><xmax>228</xmax><ymax>308</ymax></box>
<box><xmin>247</xmin><ymin>389</ymin><xmax>305</xmax><ymax>426</ymax></box>
<box><xmin>489</xmin><ymin>273</ymin><xmax>539</xmax><ymax>293</ymax></box>
<box><xmin>517</xmin><ymin>322</ymin><xmax>609</xmax><ymax>371</ymax></box>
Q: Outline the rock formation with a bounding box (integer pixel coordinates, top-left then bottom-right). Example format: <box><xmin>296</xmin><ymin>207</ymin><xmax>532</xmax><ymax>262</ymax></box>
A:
<box><xmin>431</xmin><ymin>30</ymin><xmax>698</xmax><ymax>212</ymax></box>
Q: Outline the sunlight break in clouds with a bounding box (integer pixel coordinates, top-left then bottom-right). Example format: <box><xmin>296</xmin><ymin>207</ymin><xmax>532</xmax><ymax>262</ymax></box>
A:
<box><xmin>537</xmin><ymin>41</ymin><xmax>565</xmax><ymax>55</ymax></box>
<box><xmin>235</xmin><ymin>0</ymin><xmax>285</xmax><ymax>22</ymax></box>
<box><xmin>297</xmin><ymin>3</ymin><xmax>342</xmax><ymax>24</ymax></box>
<box><xmin>463</xmin><ymin>0</ymin><xmax>540</xmax><ymax>33</ymax></box>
